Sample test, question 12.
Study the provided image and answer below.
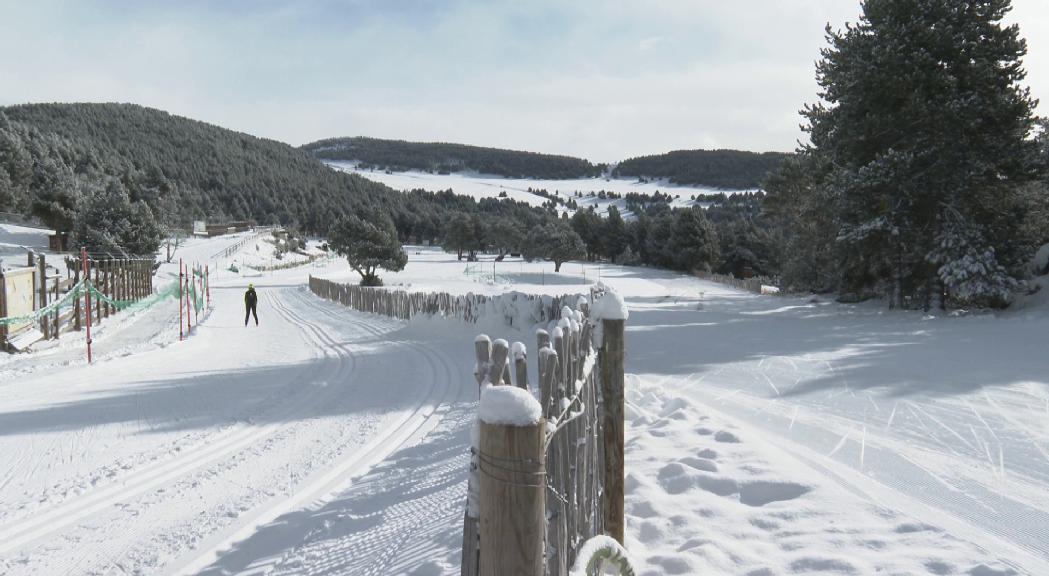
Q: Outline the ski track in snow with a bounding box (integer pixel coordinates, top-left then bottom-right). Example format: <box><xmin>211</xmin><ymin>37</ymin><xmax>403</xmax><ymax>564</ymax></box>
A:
<box><xmin>0</xmin><ymin>245</ymin><xmax>473</xmax><ymax>575</ymax></box>
<box><xmin>3</xmin><ymin>235</ymin><xmax>1049</xmax><ymax>575</ymax></box>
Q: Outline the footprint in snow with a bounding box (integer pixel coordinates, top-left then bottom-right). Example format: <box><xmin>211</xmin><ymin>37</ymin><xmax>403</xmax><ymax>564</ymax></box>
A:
<box><xmin>679</xmin><ymin>456</ymin><xmax>718</xmax><ymax>473</ymax></box>
<box><xmin>738</xmin><ymin>480</ymin><xmax>811</xmax><ymax>507</ymax></box>
<box><xmin>715</xmin><ymin>430</ymin><xmax>740</xmax><ymax>443</ymax></box>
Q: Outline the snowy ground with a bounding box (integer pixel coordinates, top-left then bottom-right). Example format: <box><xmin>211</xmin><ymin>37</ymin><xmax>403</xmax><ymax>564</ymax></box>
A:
<box><xmin>326</xmin><ymin>161</ymin><xmax>733</xmax><ymax>218</ymax></box>
<box><xmin>2</xmin><ymin>237</ymin><xmax>1047</xmax><ymax>575</ymax></box>
<box><xmin>232</xmin><ymin>236</ymin><xmax>330</xmax><ymax>271</ymax></box>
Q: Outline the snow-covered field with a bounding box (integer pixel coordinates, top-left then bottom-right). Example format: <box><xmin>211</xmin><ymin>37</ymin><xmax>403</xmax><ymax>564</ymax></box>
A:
<box><xmin>2</xmin><ymin>237</ymin><xmax>1047</xmax><ymax>575</ymax></box>
<box><xmin>326</xmin><ymin>161</ymin><xmax>733</xmax><ymax>217</ymax></box>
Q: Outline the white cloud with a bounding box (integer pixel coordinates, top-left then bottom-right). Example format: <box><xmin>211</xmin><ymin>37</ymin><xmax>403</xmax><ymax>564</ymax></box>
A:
<box><xmin>638</xmin><ymin>36</ymin><xmax>664</xmax><ymax>51</ymax></box>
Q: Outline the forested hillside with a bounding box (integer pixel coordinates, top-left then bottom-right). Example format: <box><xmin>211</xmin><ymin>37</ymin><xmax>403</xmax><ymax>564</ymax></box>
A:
<box><xmin>613</xmin><ymin>149</ymin><xmax>790</xmax><ymax>189</ymax></box>
<box><xmin>302</xmin><ymin>136</ymin><xmax>605</xmax><ymax>179</ymax></box>
<box><xmin>0</xmin><ymin>103</ymin><xmax>551</xmax><ymax>244</ymax></box>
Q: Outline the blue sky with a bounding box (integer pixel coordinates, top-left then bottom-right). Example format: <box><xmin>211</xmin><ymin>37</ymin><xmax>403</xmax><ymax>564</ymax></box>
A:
<box><xmin>2</xmin><ymin>0</ymin><xmax>1046</xmax><ymax>160</ymax></box>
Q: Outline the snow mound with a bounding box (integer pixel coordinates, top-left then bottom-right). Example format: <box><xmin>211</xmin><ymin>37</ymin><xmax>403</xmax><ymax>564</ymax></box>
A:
<box><xmin>479</xmin><ymin>384</ymin><xmax>542</xmax><ymax>426</ymax></box>
<box><xmin>1032</xmin><ymin>243</ymin><xmax>1049</xmax><ymax>275</ymax></box>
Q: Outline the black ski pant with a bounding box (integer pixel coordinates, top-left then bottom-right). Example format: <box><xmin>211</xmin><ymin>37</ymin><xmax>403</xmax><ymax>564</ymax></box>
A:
<box><xmin>245</xmin><ymin>303</ymin><xmax>258</xmax><ymax>325</ymax></box>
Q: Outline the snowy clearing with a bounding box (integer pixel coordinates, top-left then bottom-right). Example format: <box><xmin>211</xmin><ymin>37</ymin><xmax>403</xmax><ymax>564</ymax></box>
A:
<box><xmin>1</xmin><ymin>236</ymin><xmax>1047</xmax><ymax>575</ymax></box>
<box><xmin>326</xmin><ymin>161</ymin><xmax>738</xmax><ymax>217</ymax></box>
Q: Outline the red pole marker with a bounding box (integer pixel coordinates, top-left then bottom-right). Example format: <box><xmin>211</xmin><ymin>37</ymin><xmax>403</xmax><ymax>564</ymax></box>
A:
<box><xmin>179</xmin><ymin>259</ymin><xmax>184</xmax><ymax>341</ymax></box>
<box><xmin>205</xmin><ymin>265</ymin><xmax>210</xmax><ymax>307</ymax></box>
<box><xmin>82</xmin><ymin>248</ymin><xmax>92</xmax><ymax>364</ymax></box>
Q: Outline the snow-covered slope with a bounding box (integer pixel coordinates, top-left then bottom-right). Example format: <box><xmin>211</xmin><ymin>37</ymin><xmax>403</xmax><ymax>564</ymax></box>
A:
<box><xmin>325</xmin><ymin>160</ymin><xmax>744</xmax><ymax>217</ymax></box>
<box><xmin>2</xmin><ymin>238</ymin><xmax>1047</xmax><ymax>574</ymax></box>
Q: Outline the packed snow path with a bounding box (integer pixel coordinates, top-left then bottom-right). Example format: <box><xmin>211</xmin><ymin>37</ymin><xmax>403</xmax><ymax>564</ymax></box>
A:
<box><xmin>0</xmin><ymin>258</ymin><xmax>472</xmax><ymax>575</ymax></box>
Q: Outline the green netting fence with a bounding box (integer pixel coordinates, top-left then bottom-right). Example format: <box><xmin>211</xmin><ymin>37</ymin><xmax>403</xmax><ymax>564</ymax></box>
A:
<box><xmin>0</xmin><ymin>279</ymin><xmax>182</xmax><ymax>327</ymax></box>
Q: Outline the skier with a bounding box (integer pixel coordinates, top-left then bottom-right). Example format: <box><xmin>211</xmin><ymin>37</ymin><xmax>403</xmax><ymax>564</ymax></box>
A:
<box><xmin>244</xmin><ymin>283</ymin><xmax>258</xmax><ymax>326</ymax></box>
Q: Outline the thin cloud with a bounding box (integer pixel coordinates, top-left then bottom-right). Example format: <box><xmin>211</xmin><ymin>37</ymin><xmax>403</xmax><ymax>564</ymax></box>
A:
<box><xmin>1</xmin><ymin>0</ymin><xmax>1045</xmax><ymax>159</ymax></box>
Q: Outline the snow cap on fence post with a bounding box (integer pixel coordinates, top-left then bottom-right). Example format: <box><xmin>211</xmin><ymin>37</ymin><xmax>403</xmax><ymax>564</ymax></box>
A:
<box><xmin>479</xmin><ymin>384</ymin><xmax>542</xmax><ymax>426</ymax></box>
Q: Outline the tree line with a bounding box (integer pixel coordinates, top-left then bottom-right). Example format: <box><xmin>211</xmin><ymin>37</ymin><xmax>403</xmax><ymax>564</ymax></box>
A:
<box><xmin>302</xmin><ymin>136</ymin><xmax>606</xmax><ymax>179</ymax></box>
<box><xmin>0</xmin><ymin>104</ymin><xmax>563</xmax><ymax>256</ymax></box>
<box><xmin>614</xmin><ymin>149</ymin><xmax>790</xmax><ymax>189</ymax></box>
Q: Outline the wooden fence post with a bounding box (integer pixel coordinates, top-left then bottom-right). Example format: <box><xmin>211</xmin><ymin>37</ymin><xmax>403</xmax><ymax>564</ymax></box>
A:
<box><xmin>479</xmin><ymin>416</ymin><xmax>546</xmax><ymax>576</ymax></box>
<box><xmin>489</xmin><ymin>339</ymin><xmax>511</xmax><ymax>385</ymax></box>
<box><xmin>52</xmin><ymin>276</ymin><xmax>59</xmax><ymax>339</ymax></box>
<box><xmin>0</xmin><ymin>269</ymin><xmax>7</xmax><ymax>350</ymax></box>
<box><xmin>94</xmin><ymin>260</ymin><xmax>102</xmax><ymax>323</ymax></box>
<box><xmin>599</xmin><ymin>317</ymin><xmax>626</xmax><ymax>544</ymax></box>
<box><xmin>513</xmin><ymin>342</ymin><xmax>528</xmax><ymax>390</ymax></box>
<box><xmin>73</xmin><ymin>260</ymin><xmax>81</xmax><ymax>331</ymax></box>
<box><xmin>38</xmin><ymin>254</ymin><xmax>49</xmax><ymax>339</ymax></box>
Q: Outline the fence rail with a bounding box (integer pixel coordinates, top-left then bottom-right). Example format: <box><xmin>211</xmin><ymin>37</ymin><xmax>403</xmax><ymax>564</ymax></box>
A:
<box><xmin>210</xmin><ymin>227</ymin><xmax>277</xmax><ymax>261</ymax></box>
<box><xmin>695</xmin><ymin>270</ymin><xmax>779</xmax><ymax>294</ymax></box>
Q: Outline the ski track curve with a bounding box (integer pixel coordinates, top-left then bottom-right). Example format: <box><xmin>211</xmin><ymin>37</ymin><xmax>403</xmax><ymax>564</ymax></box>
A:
<box><xmin>0</xmin><ymin>286</ymin><xmax>466</xmax><ymax>576</ymax></box>
<box><xmin>0</xmin><ymin>292</ymin><xmax>347</xmax><ymax>557</ymax></box>
<box><xmin>174</xmin><ymin>287</ymin><xmax>465</xmax><ymax>576</ymax></box>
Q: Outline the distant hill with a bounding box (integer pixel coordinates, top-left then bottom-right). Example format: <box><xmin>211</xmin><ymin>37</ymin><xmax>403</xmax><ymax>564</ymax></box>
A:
<box><xmin>613</xmin><ymin>149</ymin><xmax>791</xmax><ymax>189</ymax></box>
<box><xmin>302</xmin><ymin>136</ymin><xmax>606</xmax><ymax>180</ymax></box>
<box><xmin>0</xmin><ymin>104</ymin><xmax>551</xmax><ymax>239</ymax></box>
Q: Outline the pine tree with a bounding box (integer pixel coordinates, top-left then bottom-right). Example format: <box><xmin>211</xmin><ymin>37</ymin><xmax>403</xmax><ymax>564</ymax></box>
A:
<box><xmin>804</xmin><ymin>0</ymin><xmax>1041</xmax><ymax>308</ymax></box>
<box><xmin>329</xmin><ymin>212</ymin><xmax>407</xmax><ymax>286</ymax></box>
<box><xmin>668</xmin><ymin>207</ymin><xmax>719</xmax><ymax>273</ymax></box>
<box><xmin>73</xmin><ymin>179</ymin><xmax>161</xmax><ymax>256</ymax></box>
<box><xmin>603</xmin><ymin>205</ymin><xmax>628</xmax><ymax>260</ymax></box>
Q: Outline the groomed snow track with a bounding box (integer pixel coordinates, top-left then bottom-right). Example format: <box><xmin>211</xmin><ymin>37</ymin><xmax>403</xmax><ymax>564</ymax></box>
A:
<box><xmin>0</xmin><ymin>280</ymin><xmax>471</xmax><ymax>576</ymax></box>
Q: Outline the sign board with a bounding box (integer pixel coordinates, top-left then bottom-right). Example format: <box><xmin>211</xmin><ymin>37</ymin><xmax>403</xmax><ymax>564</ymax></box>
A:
<box><xmin>2</xmin><ymin>267</ymin><xmax>36</xmax><ymax>333</ymax></box>
<box><xmin>193</xmin><ymin>220</ymin><xmax>207</xmax><ymax>236</ymax></box>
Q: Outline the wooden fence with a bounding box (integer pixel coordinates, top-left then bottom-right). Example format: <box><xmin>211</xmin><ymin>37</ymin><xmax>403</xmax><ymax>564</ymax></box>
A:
<box><xmin>303</xmin><ymin>276</ymin><xmax>631</xmax><ymax>575</ymax></box>
<box><xmin>308</xmin><ymin>275</ymin><xmax>577</xmax><ymax>326</ymax></box>
<box><xmin>210</xmin><ymin>226</ymin><xmax>276</xmax><ymax>261</ymax></box>
<box><xmin>0</xmin><ymin>251</ymin><xmax>154</xmax><ymax>352</ymax></box>
<box><xmin>695</xmin><ymin>270</ymin><xmax>780</xmax><ymax>294</ymax></box>
<box><xmin>462</xmin><ymin>286</ymin><xmax>628</xmax><ymax>576</ymax></box>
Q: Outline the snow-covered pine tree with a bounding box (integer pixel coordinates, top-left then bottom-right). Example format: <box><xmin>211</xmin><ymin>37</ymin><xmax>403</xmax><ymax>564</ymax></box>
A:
<box><xmin>804</xmin><ymin>0</ymin><xmax>1041</xmax><ymax>308</ymax></box>
<box><xmin>669</xmin><ymin>206</ymin><xmax>719</xmax><ymax>273</ymax></box>
<box><xmin>73</xmin><ymin>179</ymin><xmax>161</xmax><ymax>256</ymax></box>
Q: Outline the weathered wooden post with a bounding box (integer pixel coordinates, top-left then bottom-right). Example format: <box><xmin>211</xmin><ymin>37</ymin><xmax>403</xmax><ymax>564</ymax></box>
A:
<box><xmin>513</xmin><ymin>342</ymin><xmax>528</xmax><ymax>390</ymax></box>
<box><xmin>0</xmin><ymin>269</ymin><xmax>7</xmax><ymax>349</ymax></box>
<box><xmin>489</xmin><ymin>339</ymin><xmax>511</xmax><ymax>385</ymax></box>
<box><xmin>596</xmin><ymin>293</ymin><xmax>627</xmax><ymax>545</ymax></box>
<box><xmin>94</xmin><ymin>260</ymin><xmax>102</xmax><ymax>323</ymax></box>
<box><xmin>461</xmin><ymin>334</ymin><xmax>493</xmax><ymax>576</ymax></box>
<box><xmin>73</xmin><ymin>258</ymin><xmax>81</xmax><ymax>331</ymax></box>
<box><xmin>81</xmin><ymin>248</ymin><xmax>93</xmax><ymax>364</ymax></box>
<box><xmin>52</xmin><ymin>276</ymin><xmax>59</xmax><ymax>339</ymax></box>
<box><xmin>478</xmin><ymin>385</ymin><xmax>546</xmax><ymax>576</ymax></box>
<box><xmin>38</xmin><ymin>254</ymin><xmax>49</xmax><ymax>339</ymax></box>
